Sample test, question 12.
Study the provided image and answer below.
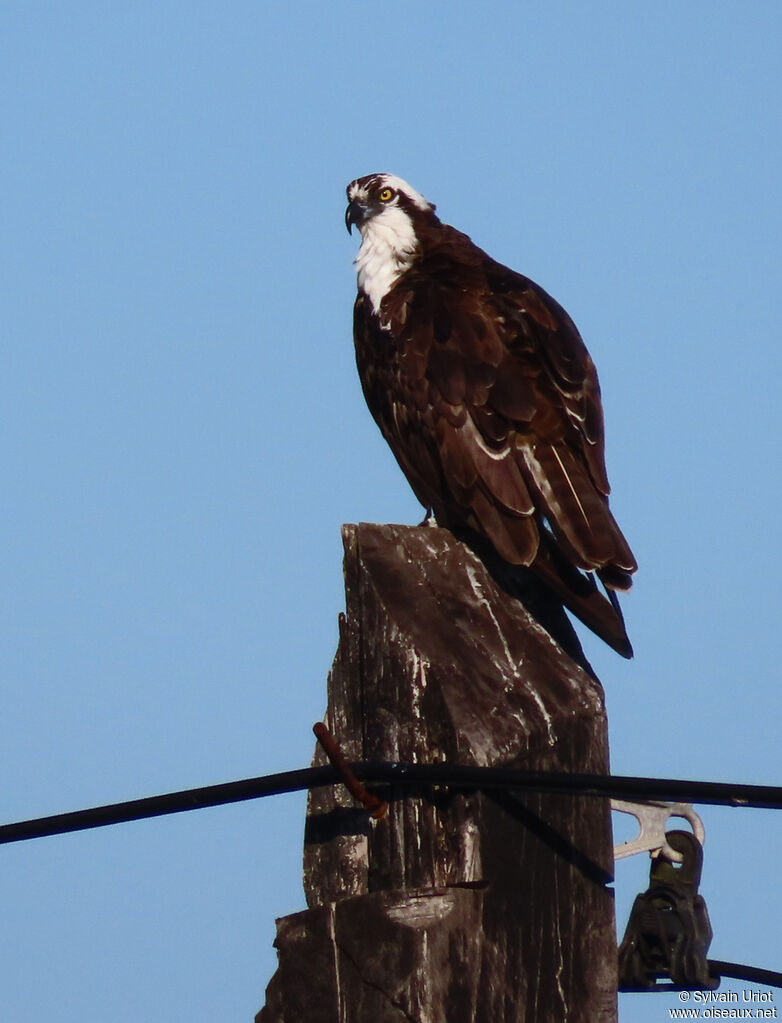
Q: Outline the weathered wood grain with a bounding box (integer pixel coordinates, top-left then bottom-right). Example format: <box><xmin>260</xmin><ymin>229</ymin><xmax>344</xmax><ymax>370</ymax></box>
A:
<box><xmin>257</xmin><ymin>523</ymin><xmax>617</xmax><ymax>1023</ymax></box>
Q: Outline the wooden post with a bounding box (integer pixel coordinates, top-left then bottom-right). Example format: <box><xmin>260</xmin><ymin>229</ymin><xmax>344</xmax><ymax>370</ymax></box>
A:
<box><xmin>257</xmin><ymin>523</ymin><xmax>617</xmax><ymax>1023</ymax></box>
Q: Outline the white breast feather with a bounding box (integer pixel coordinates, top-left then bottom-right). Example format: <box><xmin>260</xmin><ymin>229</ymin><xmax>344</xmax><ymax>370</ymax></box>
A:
<box><xmin>355</xmin><ymin>205</ymin><xmax>418</xmax><ymax>319</ymax></box>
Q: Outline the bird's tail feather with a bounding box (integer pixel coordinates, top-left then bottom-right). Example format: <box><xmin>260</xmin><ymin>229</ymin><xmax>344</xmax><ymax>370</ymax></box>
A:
<box><xmin>531</xmin><ymin>538</ymin><xmax>633</xmax><ymax>658</ymax></box>
<box><xmin>447</xmin><ymin>514</ymin><xmax>633</xmax><ymax>660</ymax></box>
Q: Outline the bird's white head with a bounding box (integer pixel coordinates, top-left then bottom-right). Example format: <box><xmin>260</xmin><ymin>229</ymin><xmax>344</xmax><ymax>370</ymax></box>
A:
<box><xmin>345</xmin><ymin>173</ymin><xmax>436</xmax><ymax>316</ymax></box>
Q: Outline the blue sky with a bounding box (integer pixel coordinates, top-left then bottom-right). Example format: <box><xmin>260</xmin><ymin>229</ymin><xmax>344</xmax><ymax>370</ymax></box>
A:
<box><xmin>2</xmin><ymin>3</ymin><xmax>781</xmax><ymax>1020</ymax></box>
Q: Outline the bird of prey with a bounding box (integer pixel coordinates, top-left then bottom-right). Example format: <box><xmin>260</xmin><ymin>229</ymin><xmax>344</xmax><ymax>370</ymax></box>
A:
<box><xmin>345</xmin><ymin>173</ymin><xmax>637</xmax><ymax>657</ymax></box>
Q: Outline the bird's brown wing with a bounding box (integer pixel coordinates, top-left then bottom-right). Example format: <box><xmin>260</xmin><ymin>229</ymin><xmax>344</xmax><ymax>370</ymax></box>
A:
<box><xmin>353</xmin><ymin>233</ymin><xmax>636</xmax><ymax>655</ymax></box>
<box><xmin>482</xmin><ymin>266</ymin><xmax>637</xmax><ymax>589</ymax></box>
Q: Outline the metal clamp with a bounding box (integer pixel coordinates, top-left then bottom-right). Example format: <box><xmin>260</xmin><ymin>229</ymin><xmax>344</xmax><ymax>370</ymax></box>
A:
<box><xmin>611</xmin><ymin>799</ymin><xmax>705</xmax><ymax>862</ymax></box>
<box><xmin>618</xmin><ymin>829</ymin><xmax>716</xmax><ymax>990</ymax></box>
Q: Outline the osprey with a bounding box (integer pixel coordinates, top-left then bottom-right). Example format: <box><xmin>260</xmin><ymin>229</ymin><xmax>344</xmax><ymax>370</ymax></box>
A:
<box><xmin>345</xmin><ymin>173</ymin><xmax>637</xmax><ymax>657</ymax></box>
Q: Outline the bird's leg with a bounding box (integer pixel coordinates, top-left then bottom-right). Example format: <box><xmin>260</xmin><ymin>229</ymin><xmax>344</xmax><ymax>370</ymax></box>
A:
<box><xmin>418</xmin><ymin>507</ymin><xmax>437</xmax><ymax>527</ymax></box>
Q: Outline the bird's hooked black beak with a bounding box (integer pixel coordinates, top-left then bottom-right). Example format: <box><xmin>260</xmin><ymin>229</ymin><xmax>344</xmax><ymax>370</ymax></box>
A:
<box><xmin>345</xmin><ymin>199</ymin><xmax>365</xmax><ymax>235</ymax></box>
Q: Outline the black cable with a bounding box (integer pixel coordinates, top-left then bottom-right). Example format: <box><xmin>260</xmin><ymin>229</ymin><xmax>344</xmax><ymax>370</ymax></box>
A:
<box><xmin>354</xmin><ymin>763</ymin><xmax>782</xmax><ymax>809</ymax></box>
<box><xmin>4</xmin><ymin>762</ymin><xmax>781</xmax><ymax>991</ymax></box>
<box><xmin>3</xmin><ymin>761</ymin><xmax>782</xmax><ymax>847</ymax></box>
<box><xmin>622</xmin><ymin>963</ymin><xmax>782</xmax><ymax>993</ymax></box>
<box><xmin>0</xmin><ymin>765</ymin><xmax>338</xmax><ymax>846</ymax></box>
<box><xmin>710</xmin><ymin>960</ymin><xmax>782</xmax><ymax>989</ymax></box>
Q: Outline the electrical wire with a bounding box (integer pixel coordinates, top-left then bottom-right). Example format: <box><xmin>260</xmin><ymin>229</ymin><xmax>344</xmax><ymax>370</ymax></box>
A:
<box><xmin>620</xmin><ymin>962</ymin><xmax>782</xmax><ymax>993</ymax></box>
<box><xmin>710</xmin><ymin>961</ymin><xmax>782</xmax><ymax>989</ymax></box>
<box><xmin>3</xmin><ymin>761</ymin><xmax>781</xmax><ymax>991</ymax></box>
<box><xmin>3</xmin><ymin>761</ymin><xmax>782</xmax><ymax>847</ymax></box>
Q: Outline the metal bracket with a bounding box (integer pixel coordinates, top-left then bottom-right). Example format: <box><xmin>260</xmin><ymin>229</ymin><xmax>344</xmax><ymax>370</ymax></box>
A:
<box><xmin>611</xmin><ymin>799</ymin><xmax>705</xmax><ymax>862</ymax></box>
<box><xmin>618</xmin><ymin>829</ymin><xmax>717</xmax><ymax>990</ymax></box>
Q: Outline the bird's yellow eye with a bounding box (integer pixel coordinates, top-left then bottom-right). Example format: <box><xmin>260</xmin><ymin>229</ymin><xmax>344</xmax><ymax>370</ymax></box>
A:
<box><xmin>378</xmin><ymin>187</ymin><xmax>394</xmax><ymax>202</ymax></box>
